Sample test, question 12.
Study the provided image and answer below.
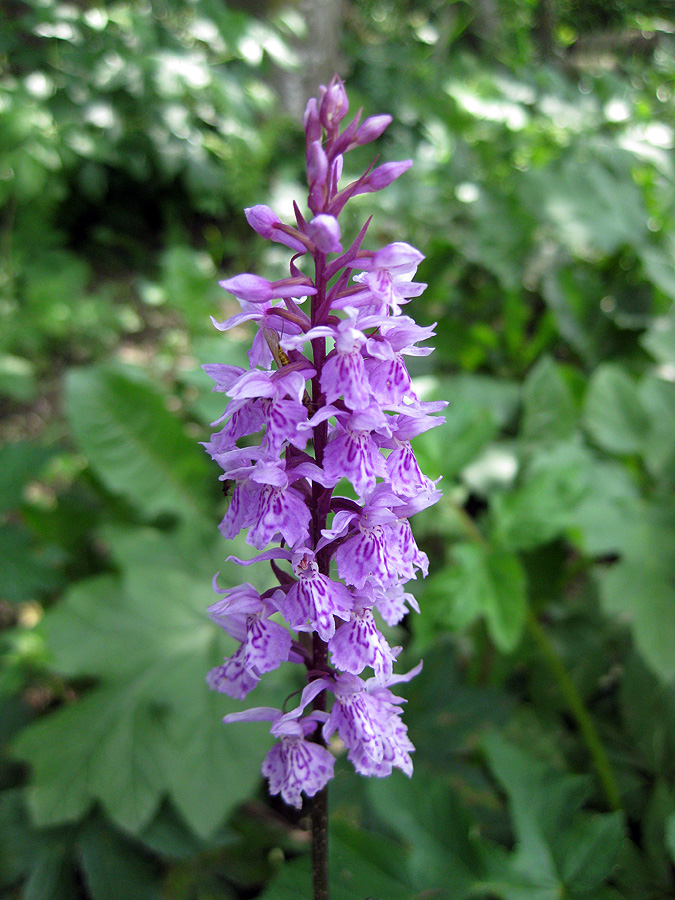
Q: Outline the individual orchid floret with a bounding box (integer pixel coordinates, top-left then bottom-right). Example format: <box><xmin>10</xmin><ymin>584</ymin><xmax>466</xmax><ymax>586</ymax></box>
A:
<box><xmin>223</xmin><ymin>682</ymin><xmax>334</xmax><ymax>808</ymax></box>
<box><xmin>282</xmin><ymin>548</ymin><xmax>353</xmax><ymax>640</ymax></box>
<box><xmin>335</xmin><ymin>515</ymin><xmax>396</xmax><ymax>590</ymax></box>
<box><xmin>349</xmin><ymin>245</ymin><xmax>427</xmax><ymax>317</ymax></box>
<box><xmin>322</xmin><ymin>409</ymin><xmax>389</xmax><ymax>497</ymax></box>
<box><xmin>207</xmin><ymin>645</ymin><xmax>261</xmax><ymax>700</ymax></box>
<box><xmin>247</xmin><ymin>464</ymin><xmax>312</xmax><ymax>550</ymax></box>
<box><xmin>328</xmin><ymin>603</ymin><xmax>400</xmax><ymax>682</ymax></box>
<box><xmin>322</xmin><ymin>663</ymin><xmax>422</xmax><ymax>777</ymax></box>
<box><xmin>307</xmin><ymin>140</ymin><xmax>329</xmax><ymax>213</ymax></box>
<box><xmin>319</xmin><ymin>78</ymin><xmax>349</xmax><ymax>129</ymax></box>
<box><xmin>355</xmin><ymin>160</ymin><xmax>413</xmax><ymax>194</ymax></box>
<box><xmin>385</xmin><ymin>439</ymin><xmax>434</xmax><ymax>498</ymax></box>
<box><xmin>207</xmin><ymin>579</ymin><xmax>292</xmax><ymax>677</ymax></box>
<box><xmin>216</xmin><ymin>458</ymin><xmax>312</xmax><ymax>550</ymax></box>
<box><xmin>224</xmin><ymin>368</ymin><xmax>312</xmax><ymax>456</ymax></box>
<box><xmin>367</xmin><ymin>582</ymin><xmax>420</xmax><ymax>627</ymax></box>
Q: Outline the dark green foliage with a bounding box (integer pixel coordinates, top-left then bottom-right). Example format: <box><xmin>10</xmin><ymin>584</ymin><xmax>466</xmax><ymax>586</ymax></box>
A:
<box><xmin>2</xmin><ymin>1</ymin><xmax>675</xmax><ymax>898</ymax></box>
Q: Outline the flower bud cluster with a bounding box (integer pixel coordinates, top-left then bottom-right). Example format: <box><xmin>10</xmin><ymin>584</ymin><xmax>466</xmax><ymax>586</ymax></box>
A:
<box><xmin>203</xmin><ymin>77</ymin><xmax>444</xmax><ymax>809</ymax></box>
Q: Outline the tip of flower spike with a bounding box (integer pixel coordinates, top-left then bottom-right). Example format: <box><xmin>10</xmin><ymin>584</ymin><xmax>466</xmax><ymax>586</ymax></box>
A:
<box><xmin>319</xmin><ymin>75</ymin><xmax>349</xmax><ymax>129</ymax></box>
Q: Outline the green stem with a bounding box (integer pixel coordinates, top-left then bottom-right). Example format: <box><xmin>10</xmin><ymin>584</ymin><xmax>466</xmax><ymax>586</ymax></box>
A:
<box><xmin>527</xmin><ymin>611</ymin><xmax>622</xmax><ymax>812</ymax></box>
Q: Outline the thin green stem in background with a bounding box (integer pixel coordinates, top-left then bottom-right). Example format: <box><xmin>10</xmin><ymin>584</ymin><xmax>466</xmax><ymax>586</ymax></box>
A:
<box><xmin>527</xmin><ymin>610</ymin><xmax>622</xmax><ymax>812</ymax></box>
<box><xmin>452</xmin><ymin>499</ymin><xmax>622</xmax><ymax>812</ymax></box>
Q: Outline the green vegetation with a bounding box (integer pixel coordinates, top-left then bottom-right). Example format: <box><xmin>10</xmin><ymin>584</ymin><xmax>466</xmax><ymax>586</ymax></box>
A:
<box><xmin>2</xmin><ymin>1</ymin><xmax>675</xmax><ymax>897</ymax></box>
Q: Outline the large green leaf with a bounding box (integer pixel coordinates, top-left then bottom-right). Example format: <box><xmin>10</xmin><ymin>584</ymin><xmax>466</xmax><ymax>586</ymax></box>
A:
<box><xmin>65</xmin><ymin>365</ymin><xmax>212</xmax><ymax>521</ymax></box>
<box><xmin>77</xmin><ymin>818</ymin><xmax>161</xmax><ymax>900</ymax></box>
<box><xmin>595</xmin><ymin>498</ymin><xmax>675</xmax><ymax>681</ymax></box>
<box><xmin>0</xmin><ymin>523</ymin><xmax>63</xmax><ymax>602</ymax></box>
<box><xmin>23</xmin><ymin>844</ymin><xmax>79</xmax><ymax>900</ymax></box>
<box><xmin>599</xmin><ymin>556</ymin><xmax>675</xmax><ymax>683</ymax></box>
<box><xmin>520</xmin><ymin>356</ymin><xmax>577</xmax><ymax>446</ymax></box>
<box><xmin>640</xmin><ymin>375</ymin><xmax>675</xmax><ymax>481</ymax></box>
<box><xmin>481</xmin><ymin>734</ymin><xmax>624</xmax><ymax>898</ymax></box>
<box><xmin>12</xmin><ymin>531</ymin><xmax>286</xmax><ymax>837</ymax></box>
<box><xmin>368</xmin><ymin>771</ymin><xmax>486</xmax><ymax>898</ymax></box>
<box><xmin>584</xmin><ymin>364</ymin><xmax>649</xmax><ymax>456</ymax></box>
<box><xmin>0</xmin><ymin>441</ymin><xmax>56</xmax><ymax>512</ymax></box>
<box><xmin>434</xmin><ymin>541</ymin><xmax>527</xmax><ymax>652</ymax></box>
<box><xmin>493</xmin><ymin>441</ymin><xmax>593</xmax><ymax>551</ymax></box>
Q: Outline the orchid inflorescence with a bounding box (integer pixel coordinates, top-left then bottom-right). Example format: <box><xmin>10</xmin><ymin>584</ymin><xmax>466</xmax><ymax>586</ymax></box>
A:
<box><xmin>202</xmin><ymin>76</ymin><xmax>444</xmax><ymax>809</ymax></box>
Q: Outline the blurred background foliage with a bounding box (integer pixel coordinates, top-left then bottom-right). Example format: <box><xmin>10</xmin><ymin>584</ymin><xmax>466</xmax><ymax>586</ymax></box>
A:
<box><xmin>2</xmin><ymin>0</ymin><xmax>675</xmax><ymax>897</ymax></box>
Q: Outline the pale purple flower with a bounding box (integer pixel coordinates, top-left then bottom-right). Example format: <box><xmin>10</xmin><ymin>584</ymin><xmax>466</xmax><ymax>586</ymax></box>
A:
<box><xmin>328</xmin><ymin>605</ymin><xmax>400</xmax><ymax>682</ymax></box>
<box><xmin>369</xmin><ymin>583</ymin><xmax>420</xmax><ymax>627</ymax></box>
<box><xmin>283</xmin><ymin>549</ymin><xmax>352</xmax><ymax>640</ymax></box>
<box><xmin>222</xmin><ymin>682</ymin><xmax>334</xmax><ymax>807</ymax></box>
<box><xmin>349</xmin><ymin>114</ymin><xmax>392</xmax><ymax>148</ymax></box>
<box><xmin>322</xmin><ymin>424</ymin><xmax>388</xmax><ymax>496</ymax></box>
<box><xmin>207</xmin><ymin>646</ymin><xmax>260</xmax><ymax>700</ymax></box>
<box><xmin>263</xmin><ymin>726</ymin><xmax>335</xmax><ymax>808</ymax></box>
<box><xmin>322</xmin><ymin>664</ymin><xmax>421</xmax><ymax>777</ymax></box>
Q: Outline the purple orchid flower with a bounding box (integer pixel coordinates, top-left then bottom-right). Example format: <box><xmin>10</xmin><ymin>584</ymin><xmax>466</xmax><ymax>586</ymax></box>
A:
<box><xmin>202</xmin><ymin>77</ymin><xmax>444</xmax><ymax>814</ymax></box>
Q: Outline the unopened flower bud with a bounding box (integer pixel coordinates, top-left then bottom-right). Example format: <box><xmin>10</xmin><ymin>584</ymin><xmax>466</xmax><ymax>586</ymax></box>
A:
<box><xmin>307</xmin><ymin>140</ymin><xmax>328</xmax><ymax>189</ymax></box>
<box><xmin>350</xmin><ymin>115</ymin><xmax>392</xmax><ymax>147</ymax></box>
<box><xmin>245</xmin><ymin>205</ymin><xmax>280</xmax><ymax>239</ymax></box>
<box><xmin>320</xmin><ymin>79</ymin><xmax>349</xmax><ymax>129</ymax></box>
<box><xmin>245</xmin><ymin>205</ymin><xmax>307</xmax><ymax>254</ymax></box>
<box><xmin>360</xmin><ymin>160</ymin><xmax>413</xmax><ymax>192</ymax></box>
<box><xmin>307</xmin><ymin>215</ymin><xmax>342</xmax><ymax>253</ymax></box>
<box><xmin>302</xmin><ymin>97</ymin><xmax>321</xmax><ymax>144</ymax></box>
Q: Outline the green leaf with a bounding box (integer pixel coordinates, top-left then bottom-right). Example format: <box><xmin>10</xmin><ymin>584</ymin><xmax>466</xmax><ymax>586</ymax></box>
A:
<box><xmin>65</xmin><ymin>365</ymin><xmax>212</xmax><ymax>521</ymax></box>
<box><xmin>640</xmin><ymin>245</ymin><xmax>675</xmax><ymax>305</ymax></box>
<box><xmin>526</xmin><ymin>153</ymin><xmax>648</xmax><ymax>258</ymax></box>
<box><xmin>599</xmin><ymin>557</ymin><xmax>675</xmax><ymax>682</ymax></box>
<box><xmin>640</xmin><ymin>375</ymin><xmax>675</xmax><ymax>481</ymax></box>
<box><xmin>493</xmin><ymin>441</ymin><xmax>593</xmax><ymax>551</ymax></box>
<box><xmin>439</xmin><ymin>542</ymin><xmax>527</xmax><ymax>651</ymax></box>
<box><xmin>368</xmin><ymin>770</ymin><xmax>486</xmax><ymax>898</ymax></box>
<box><xmin>0</xmin><ymin>441</ymin><xmax>55</xmax><ymax>512</ymax></box>
<box><xmin>159</xmin><ymin>246</ymin><xmax>222</xmax><ymax>332</ymax></box>
<box><xmin>584</xmin><ymin>364</ymin><xmax>649</xmax><ymax>455</ymax></box>
<box><xmin>558</xmin><ymin>809</ymin><xmax>625</xmax><ymax>892</ymax></box>
<box><xmin>520</xmin><ymin>356</ymin><xmax>577</xmax><ymax>445</ymax></box>
<box><xmin>665</xmin><ymin>814</ymin><xmax>675</xmax><ymax>865</ymax></box>
<box><xmin>482</xmin><ymin>733</ymin><xmax>624</xmax><ymax>897</ymax></box>
<box><xmin>23</xmin><ymin>843</ymin><xmax>79</xmax><ymax>900</ymax></box>
<box><xmin>13</xmin><ymin>532</ymin><xmax>286</xmax><ymax>837</ymax></box>
<box><xmin>77</xmin><ymin>819</ymin><xmax>161</xmax><ymax>900</ymax></box>
<box><xmin>0</xmin><ymin>524</ymin><xmax>63</xmax><ymax>602</ymax></box>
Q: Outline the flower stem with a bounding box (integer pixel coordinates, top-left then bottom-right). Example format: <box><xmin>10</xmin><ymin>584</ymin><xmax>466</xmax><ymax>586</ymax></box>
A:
<box><xmin>310</xmin><ymin>247</ymin><xmax>330</xmax><ymax>900</ymax></box>
<box><xmin>311</xmin><ymin>784</ymin><xmax>329</xmax><ymax>900</ymax></box>
<box><xmin>526</xmin><ymin>610</ymin><xmax>622</xmax><ymax>812</ymax></box>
